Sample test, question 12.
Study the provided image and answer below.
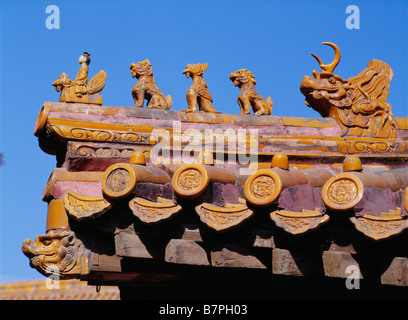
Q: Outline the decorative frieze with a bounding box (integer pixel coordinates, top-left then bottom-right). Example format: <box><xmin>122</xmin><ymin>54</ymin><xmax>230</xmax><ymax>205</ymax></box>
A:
<box><xmin>270</xmin><ymin>209</ymin><xmax>330</xmax><ymax>235</ymax></box>
<box><xmin>47</xmin><ymin>119</ymin><xmax>152</xmax><ymax>144</ymax></box>
<box><xmin>350</xmin><ymin>209</ymin><xmax>408</xmax><ymax>241</ymax></box>
<box><xmin>67</xmin><ymin>141</ymin><xmax>146</xmax><ymax>159</ymax></box>
<box><xmin>63</xmin><ymin>190</ymin><xmax>112</xmax><ymax>221</ymax></box>
<box><xmin>343</xmin><ymin>139</ymin><xmax>407</xmax><ymax>154</ymax></box>
<box><xmin>129</xmin><ymin>197</ymin><xmax>181</xmax><ymax>224</ymax></box>
<box><xmin>195</xmin><ymin>201</ymin><xmax>253</xmax><ymax>232</ymax></box>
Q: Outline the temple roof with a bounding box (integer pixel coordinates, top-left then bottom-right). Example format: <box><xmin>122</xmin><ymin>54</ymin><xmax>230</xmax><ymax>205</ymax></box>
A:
<box><xmin>22</xmin><ymin>100</ymin><xmax>408</xmax><ymax>293</ymax></box>
<box><xmin>21</xmin><ymin>46</ymin><xmax>408</xmax><ymax>296</ymax></box>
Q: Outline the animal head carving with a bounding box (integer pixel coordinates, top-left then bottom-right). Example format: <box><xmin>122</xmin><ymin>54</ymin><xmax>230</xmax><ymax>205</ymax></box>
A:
<box><xmin>183</xmin><ymin>63</ymin><xmax>208</xmax><ymax>78</ymax></box>
<box><xmin>229</xmin><ymin>69</ymin><xmax>257</xmax><ymax>87</ymax></box>
<box><xmin>300</xmin><ymin>42</ymin><xmax>396</xmax><ymax>138</ymax></box>
<box><xmin>22</xmin><ymin>230</ymin><xmax>82</xmax><ymax>279</ymax></box>
<box><xmin>52</xmin><ymin>73</ymin><xmax>72</xmax><ymax>92</ymax></box>
<box><xmin>130</xmin><ymin>59</ymin><xmax>153</xmax><ymax>79</ymax></box>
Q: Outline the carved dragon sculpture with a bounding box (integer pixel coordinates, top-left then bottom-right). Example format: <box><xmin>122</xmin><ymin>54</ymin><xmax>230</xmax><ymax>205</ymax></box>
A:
<box><xmin>300</xmin><ymin>42</ymin><xmax>397</xmax><ymax>138</ymax></box>
<box><xmin>130</xmin><ymin>59</ymin><xmax>172</xmax><ymax>110</ymax></box>
<box><xmin>229</xmin><ymin>69</ymin><xmax>273</xmax><ymax>116</ymax></box>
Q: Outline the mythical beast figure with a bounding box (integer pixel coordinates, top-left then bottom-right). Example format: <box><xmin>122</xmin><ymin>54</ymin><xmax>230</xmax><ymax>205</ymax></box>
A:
<box><xmin>300</xmin><ymin>42</ymin><xmax>397</xmax><ymax>138</ymax></box>
<box><xmin>22</xmin><ymin>230</ymin><xmax>88</xmax><ymax>279</ymax></box>
<box><xmin>182</xmin><ymin>63</ymin><xmax>220</xmax><ymax>113</ymax></box>
<box><xmin>130</xmin><ymin>59</ymin><xmax>172</xmax><ymax>110</ymax></box>
<box><xmin>230</xmin><ymin>69</ymin><xmax>273</xmax><ymax>116</ymax></box>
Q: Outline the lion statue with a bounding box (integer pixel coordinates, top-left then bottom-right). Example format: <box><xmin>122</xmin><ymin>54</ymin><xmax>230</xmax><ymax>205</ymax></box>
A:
<box><xmin>130</xmin><ymin>59</ymin><xmax>172</xmax><ymax>110</ymax></box>
<box><xmin>300</xmin><ymin>42</ymin><xmax>397</xmax><ymax>138</ymax></box>
<box><xmin>22</xmin><ymin>230</ymin><xmax>83</xmax><ymax>279</ymax></box>
<box><xmin>230</xmin><ymin>69</ymin><xmax>273</xmax><ymax>116</ymax></box>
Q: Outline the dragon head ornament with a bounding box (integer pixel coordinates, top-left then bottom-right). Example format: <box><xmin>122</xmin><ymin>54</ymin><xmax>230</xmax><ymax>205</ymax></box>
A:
<box><xmin>300</xmin><ymin>42</ymin><xmax>396</xmax><ymax>138</ymax></box>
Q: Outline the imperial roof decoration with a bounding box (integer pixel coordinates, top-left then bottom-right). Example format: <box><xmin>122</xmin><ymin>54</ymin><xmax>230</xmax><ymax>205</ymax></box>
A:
<box><xmin>22</xmin><ymin>45</ymin><xmax>408</xmax><ymax>292</ymax></box>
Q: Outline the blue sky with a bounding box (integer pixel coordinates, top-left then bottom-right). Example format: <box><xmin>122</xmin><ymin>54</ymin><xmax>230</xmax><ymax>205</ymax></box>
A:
<box><xmin>0</xmin><ymin>0</ymin><xmax>407</xmax><ymax>282</ymax></box>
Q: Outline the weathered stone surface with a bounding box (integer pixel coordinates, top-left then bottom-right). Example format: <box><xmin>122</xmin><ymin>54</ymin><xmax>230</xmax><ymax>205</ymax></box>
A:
<box><xmin>381</xmin><ymin>257</ymin><xmax>408</xmax><ymax>286</ymax></box>
<box><xmin>252</xmin><ymin>231</ymin><xmax>275</xmax><ymax>248</ymax></box>
<box><xmin>272</xmin><ymin>248</ymin><xmax>322</xmax><ymax>276</ymax></box>
<box><xmin>91</xmin><ymin>254</ymin><xmax>122</xmax><ymax>273</ymax></box>
<box><xmin>322</xmin><ymin>251</ymin><xmax>362</xmax><ymax>279</ymax></box>
<box><xmin>165</xmin><ymin>239</ymin><xmax>210</xmax><ymax>266</ymax></box>
<box><xmin>211</xmin><ymin>244</ymin><xmax>268</xmax><ymax>269</ymax></box>
<box><xmin>115</xmin><ymin>231</ymin><xmax>155</xmax><ymax>259</ymax></box>
<box><xmin>180</xmin><ymin>225</ymin><xmax>204</xmax><ymax>242</ymax></box>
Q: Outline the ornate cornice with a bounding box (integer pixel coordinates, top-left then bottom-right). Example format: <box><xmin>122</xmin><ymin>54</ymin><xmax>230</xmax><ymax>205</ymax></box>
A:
<box><xmin>35</xmin><ymin>102</ymin><xmax>408</xmax><ymax>158</ymax></box>
<box><xmin>47</xmin><ymin>118</ymin><xmax>153</xmax><ymax>144</ymax></box>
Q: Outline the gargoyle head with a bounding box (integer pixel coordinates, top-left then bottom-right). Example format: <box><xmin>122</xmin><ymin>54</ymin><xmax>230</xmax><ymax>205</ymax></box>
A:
<box><xmin>130</xmin><ymin>59</ymin><xmax>153</xmax><ymax>79</ymax></box>
<box><xmin>182</xmin><ymin>63</ymin><xmax>208</xmax><ymax>78</ymax></box>
<box><xmin>300</xmin><ymin>42</ymin><xmax>396</xmax><ymax>138</ymax></box>
<box><xmin>22</xmin><ymin>230</ymin><xmax>79</xmax><ymax>279</ymax></box>
<box><xmin>229</xmin><ymin>69</ymin><xmax>257</xmax><ymax>88</ymax></box>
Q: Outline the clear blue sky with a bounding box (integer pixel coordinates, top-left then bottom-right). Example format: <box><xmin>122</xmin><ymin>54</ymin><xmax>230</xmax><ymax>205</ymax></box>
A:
<box><xmin>0</xmin><ymin>0</ymin><xmax>407</xmax><ymax>282</ymax></box>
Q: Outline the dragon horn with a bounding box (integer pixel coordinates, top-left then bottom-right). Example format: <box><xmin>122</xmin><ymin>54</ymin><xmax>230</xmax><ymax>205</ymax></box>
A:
<box><xmin>311</xmin><ymin>42</ymin><xmax>341</xmax><ymax>73</ymax></box>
